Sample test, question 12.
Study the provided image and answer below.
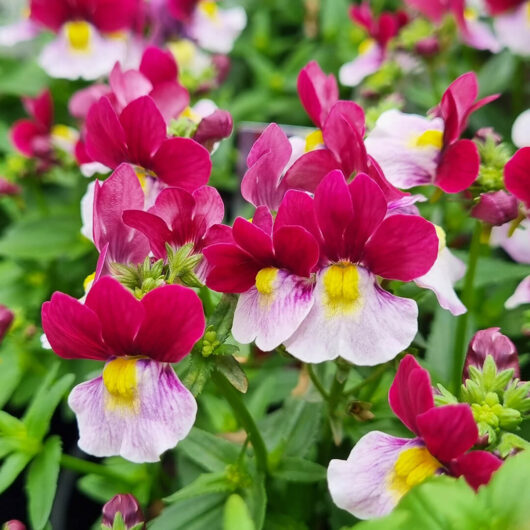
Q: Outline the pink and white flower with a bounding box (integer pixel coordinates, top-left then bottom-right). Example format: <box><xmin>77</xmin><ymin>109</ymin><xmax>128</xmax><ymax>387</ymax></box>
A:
<box><xmin>41</xmin><ymin>277</ymin><xmax>205</xmax><ymax>463</ymax></box>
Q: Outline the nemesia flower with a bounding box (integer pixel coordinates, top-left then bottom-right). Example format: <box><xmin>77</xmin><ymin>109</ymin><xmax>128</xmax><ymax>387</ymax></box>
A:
<box><xmin>102</xmin><ymin>494</ymin><xmax>145</xmax><ymax>529</ymax></box>
<box><xmin>463</xmin><ymin>327</ymin><xmax>519</xmax><ymax>380</ymax></box>
<box><xmin>512</xmin><ymin>109</ymin><xmax>530</xmax><ymax>148</ymax></box>
<box><xmin>30</xmin><ymin>0</ymin><xmax>142</xmax><ymax>80</ymax></box>
<box><xmin>206</xmin><ymin>171</ymin><xmax>438</xmax><ymax>364</ymax></box>
<box><xmin>123</xmin><ymin>185</ymin><xmax>227</xmax><ymax>279</ymax></box>
<box><xmin>186</xmin><ymin>1</ymin><xmax>247</xmax><ymax>54</ymax></box>
<box><xmin>2</xmin><ymin>522</ymin><xmax>26</xmax><ymax>530</ymax></box>
<box><xmin>471</xmin><ymin>190</ymin><xmax>519</xmax><ymax>226</ymax></box>
<box><xmin>0</xmin><ymin>1</ymin><xmax>40</xmax><ymax>47</ymax></box>
<box><xmin>488</xmin><ymin>0</ymin><xmax>530</xmax><ymax>56</ymax></box>
<box><xmin>41</xmin><ymin>277</ymin><xmax>204</xmax><ymax>462</ymax></box>
<box><xmin>339</xmin><ymin>3</ymin><xmax>408</xmax><ymax>87</ymax></box>
<box><xmin>366</xmin><ymin>72</ymin><xmax>499</xmax><ymax>193</ymax></box>
<box><xmin>328</xmin><ymin>355</ymin><xmax>503</xmax><ymax>519</ymax></box>
<box><xmin>85</xmin><ymin>95</ymin><xmax>211</xmax><ymax>190</ymax></box>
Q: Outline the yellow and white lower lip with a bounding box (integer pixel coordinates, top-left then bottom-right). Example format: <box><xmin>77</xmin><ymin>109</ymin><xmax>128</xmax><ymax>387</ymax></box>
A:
<box><xmin>322</xmin><ymin>262</ymin><xmax>362</xmax><ymax>318</ymax></box>
<box><xmin>64</xmin><ymin>21</ymin><xmax>93</xmax><ymax>53</ymax></box>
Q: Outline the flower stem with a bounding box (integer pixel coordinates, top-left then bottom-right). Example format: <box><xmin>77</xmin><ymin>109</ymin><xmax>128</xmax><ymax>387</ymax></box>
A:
<box><xmin>60</xmin><ymin>454</ymin><xmax>134</xmax><ymax>483</ymax></box>
<box><xmin>306</xmin><ymin>364</ymin><xmax>329</xmax><ymax>400</ymax></box>
<box><xmin>451</xmin><ymin>221</ymin><xmax>482</xmax><ymax>393</ymax></box>
<box><xmin>212</xmin><ymin>371</ymin><xmax>268</xmax><ymax>474</ymax></box>
<box><xmin>346</xmin><ymin>362</ymin><xmax>390</xmax><ymax>396</ymax></box>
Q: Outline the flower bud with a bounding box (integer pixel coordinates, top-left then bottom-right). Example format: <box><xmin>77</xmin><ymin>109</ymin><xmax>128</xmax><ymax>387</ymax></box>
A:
<box><xmin>471</xmin><ymin>191</ymin><xmax>519</xmax><ymax>226</ymax></box>
<box><xmin>0</xmin><ymin>305</ymin><xmax>14</xmax><ymax>344</ymax></box>
<box><xmin>102</xmin><ymin>494</ymin><xmax>144</xmax><ymax>529</ymax></box>
<box><xmin>415</xmin><ymin>36</ymin><xmax>440</xmax><ymax>56</ymax></box>
<box><xmin>3</xmin><ymin>522</ymin><xmax>26</xmax><ymax>530</ymax></box>
<box><xmin>463</xmin><ymin>327</ymin><xmax>519</xmax><ymax>381</ymax></box>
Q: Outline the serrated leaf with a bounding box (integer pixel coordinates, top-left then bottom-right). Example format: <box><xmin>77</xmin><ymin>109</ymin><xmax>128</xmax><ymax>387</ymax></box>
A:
<box><xmin>177</xmin><ymin>428</ymin><xmax>240</xmax><ymax>472</ymax></box>
<box><xmin>223</xmin><ymin>494</ymin><xmax>255</xmax><ymax>530</ymax></box>
<box><xmin>216</xmin><ymin>356</ymin><xmax>248</xmax><ymax>394</ymax></box>
<box><xmin>0</xmin><ymin>451</ymin><xmax>32</xmax><ymax>494</ymax></box>
<box><xmin>164</xmin><ymin>471</ymin><xmax>232</xmax><ymax>503</ymax></box>
<box><xmin>26</xmin><ymin>436</ymin><xmax>62</xmax><ymax>530</ymax></box>
<box><xmin>22</xmin><ymin>366</ymin><xmax>74</xmax><ymax>441</ymax></box>
<box><xmin>271</xmin><ymin>457</ymin><xmax>326</xmax><ymax>483</ymax></box>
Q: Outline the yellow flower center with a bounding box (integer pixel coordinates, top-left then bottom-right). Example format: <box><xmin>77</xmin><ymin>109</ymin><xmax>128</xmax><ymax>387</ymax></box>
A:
<box><xmin>304</xmin><ymin>130</ymin><xmax>324</xmax><ymax>152</ymax></box>
<box><xmin>65</xmin><ymin>21</ymin><xmax>92</xmax><ymax>52</ymax></box>
<box><xmin>434</xmin><ymin>225</ymin><xmax>446</xmax><ymax>253</ymax></box>
<box><xmin>358</xmin><ymin>38</ymin><xmax>375</xmax><ymax>55</ymax></box>
<box><xmin>168</xmin><ymin>39</ymin><xmax>196</xmax><ymax>69</ymax></box>
<box><xmin>199</xmin><ymin>0</ymin><xmax>219</xmax><ymax>20</ymax></box>
<box><xmin>102</xmin><ymin>357</ymin><xmax>140</xmax><ymax>411</ymax></box>
<box><xmin>411</xmin><ymin>129</ymin><xmax>443</xmax><ymax>149</ymax></box>
<box><xmin>323</xmin><ymin>263</ymin><xmax>361</xmax><ymax>316</ymax></box>
<box><xmin>388</xmin><ymin>446</ymin><xmax>441</xmax><ymax>498</ymax></box>
<box><xmin>464</xmin><ymin>7</ymin><xmax>478</xmax><ymax>20</ymax></box>
<box><xmin>255</xmin><ymin>267</ymin><xmax>279</xmax><ymax>295</ymax></box>
<box><xmin>180</xmin><ymin>106</ymin><xmax>202</xmax><ymax>123</ymax></box>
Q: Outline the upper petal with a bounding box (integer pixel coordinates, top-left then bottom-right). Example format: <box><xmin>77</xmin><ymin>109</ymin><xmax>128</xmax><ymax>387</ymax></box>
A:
<box><xmin>436</xmin><ymin>139</ymin><xmax>479</xmax><ymax>193</ymax></box>
<box><xmin>363</xmin><ymin>214</ymin><xmax>438</xmax><ymax>281</ymax></box>
<box><xmin>139</xmin><ymin>46</ymin><xmax>179</xmax><ymax>85</ymax></box>
<box><xmin>283</xmin><ymin>149</ymin><xmax>340</xmax><ymax>193</ymax></box>
<box><xmin>232</xmin><ymin>217</ymin><xmax>275</xmax><ymax>264</ymax></box>
<box><xmin>388</xmin><ymin>354</ymin><xmax>434</xmax><ymax>436</ymax></box>
<box><xmin>273</xmin><ymin>225</ymin><xmax>320</xmax><ymax>277</ymax></box>
<box><xmin>134</xmin><ymin>285</ymin><xmax>205</xmax><ymax>363</ymax></box>
<box><xmin>450</xmin><ymin>450</ymin><xmax>503</xmax><ymax>491</ymax></box>
<box><xmin>504</xmin><ymin>147</ymin><xmax>530</xmax><ymax>208</ymax></box>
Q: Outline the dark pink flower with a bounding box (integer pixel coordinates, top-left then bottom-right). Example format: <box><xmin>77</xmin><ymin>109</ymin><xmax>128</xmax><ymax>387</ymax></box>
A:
<box><xmin>85</xmin><ymin>95</ymin><xmax>211</xmax><ymax>190</ymax></box>
<box><xmin>3</xmin><ymin>522</ymin><xmax>26</xmax><ymax>530</ymax></box>
<box><xmin>463</xmin><ymin>327</ymin><xmax>520</xmax><ymax>380</ymax></box>
<box><xmin>471</xmin><ymin>191</ymin><xmax>519</xmax><ymax>226</ymax></box>
<box><xmin>504</xmin><ymin>147</ymin><xmax>530</xmax><ymax>209</ymax></box>
<box><xmin>0</xmin><ymin>305</ymin><xmax>14</xmax><ymax>344</ymax></box>
<box><xmin>328</xmin><ymin>355</ymin><xmax>503</xmax><ymax>519</ymax></box>
<box><xmin>484</xmin><ymin>0</ymin><xmax>524</xmax><ymax>15</ymax></box>
<box><xmin>102</xmin><ymin>494</ymin><xmax>144</xmax><ymax>529</ymax></box>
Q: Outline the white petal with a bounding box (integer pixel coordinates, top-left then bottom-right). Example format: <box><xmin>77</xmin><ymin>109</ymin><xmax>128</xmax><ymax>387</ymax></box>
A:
<box><xmin>328</xmin><ymin>432</ymin><xmax>419</xmax><ymax>520</ymax></box>
<box><xmin>232</xmin><ymin>270</ymin><xmax>315</xmax><ymax>351</ymax></box>
<box><xmin>512</xmin><ymin>109</ymin><xmax>530</xmax><ymax>148</ymax></box>
<box><xmin>284</xmin><ymin>266</ymin><xmax>418</xmax><ymax>365</ymax></box>
<box><xmin>80</xmin><ymin>181</ymin><xmax>96</xmax><ymax>242</ymax></box>
<box><xmin>491</xmin><ymin>219</ymin><xmax>530</xmax><ymax>264</ymax></box>
<box><xmin>69</xmin><ymin>360</ymin><xmax>197</xmax><ymax>463</ymax></box>
<box><xmin>339</xmin><ymin>45</ymin><xmax>384</xmax><ymax>87</ymax></box>
<box><xmin>494</xmin><ymin>3</ymin><xmax>530</xmax><ymax>57</ymax></box>
<box><xmin>506</xmin><ymin>276</ymin><xmax>530</xmax><ymax>309</ymax></box>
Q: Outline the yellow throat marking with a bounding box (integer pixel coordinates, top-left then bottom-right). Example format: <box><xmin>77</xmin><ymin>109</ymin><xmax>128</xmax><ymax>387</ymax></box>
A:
<box><xmin>323</xmin><ymin>263</ymin><xmax>361</xmax><ymax>316</ymax></box>
<box><xmin>434</xmin><ymin>225</ymin><xmax>446</xmax><ymax>253</ymax></box>
<box><xmin>103</xmin><ymin>357</ymin><xmax>140</xmax><ymax>411</ymax></box>
<box><xmin>168</xmin><ymin>39</ymin><xmax>196</xmax><ymax>69</ymax></box>
<box><xmin>255</xmin><ymin>267</ymin><xmax>279</xmax><ymax>296</ymax></box>
<box><xmin>411</xmin><ymin>129</ymin><xmax>443</xmax><ymax>150</ymax></box>
<box><xmin>388</xmin><ymin>446</ymin><xmax>441</xmax><ymax>498</ymax></box>
<box><xmin>305</xmin><ymin>129</ymin><xmax>324</xmax><ymax>152</ymax></box>
<box><xmin>199</xmin><ymin>0</ymin><xmax>219</xmax><ymax>20</ymax></box>
<box><xmin>65</xmin><ymin>21</ymin><xmax>92</xmax><ymax>52</ymax></box>
<box><xmin>358</xmin><ymin>38</ymin><xmax>375</xmax><ymax>55</ymax></box>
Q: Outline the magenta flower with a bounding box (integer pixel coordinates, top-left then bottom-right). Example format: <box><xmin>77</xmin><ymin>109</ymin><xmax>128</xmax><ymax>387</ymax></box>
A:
<box><xmin>471</xmin><ymin>190</ymin><xmax>519</xmax><ymax>226</ymax></box>
<box><xmin>30</xmin><ymin>0</ymin><xmax>142</xmax><ymax>80</ymax></box>
<box><xmin>42</xmin><ymin>277</ymin><xmax>205</xmax><ymax>462</ymax></box>
<box><xmin>206</xmin><ymin>171</ymin><xmax>438</xmax><ymax>365</ymax></box>
<box><xmin>11</xmin><ymin>90</ymin><xmax>53</xmax><ymax>161</ymax></box>
<box><xmin>366</xmin><ymin>72</ymin><xmax>499</xmax><ymax>193</ymax></box>
<box><xmin>102</xmin><ymin>494</ymin><xmax>144</xmax><ymax>529</ymax></box>
<box><xmin>85</xmin><ymin>95</ymin><xmax>211</xmax><ymax>190</ymax></box>
<box><xmin>339</xmin><ymin>3</ymin><xmax>408</xmax><ymax>87</ymax></box>
<box><xmin>123</xmin><ymin>184</ymin><xmax>227</xmax><ymax>279</ymax></box>
<box><xmin>328</xmin><ymin>355</ymin><xmax>503</xmax><ymax>519</ymax></box>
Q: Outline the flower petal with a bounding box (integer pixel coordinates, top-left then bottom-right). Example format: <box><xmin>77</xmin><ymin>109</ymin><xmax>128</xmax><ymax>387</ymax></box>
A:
<box><xmin>388</xmin><ymin>354</ymin><xmax>434</xmax><ymax>436</ymax></box>
<box><xmin>416</xmin><ymin>404</ymin><xmax>478</xmax><ymax>462</ymax></box>
<box><xmin>69</xmin><ymin>361</ymin><xmax>197</xmax><ymax>463</ymax></box>
<box><xmin>435</xmin><ymin>139</ymin><xmax>479</xmax><ymax>193</ymax></box>
<box><xmin>328</xmin><ymin>431</ymin><xmax>417</xmax><ymax>519</ymax></box>
<box><xmin>450</xmin><ymin>451</ymin><xmax>503</xmax><ymax>491</ymax></box>
<box><xmin>134</xmin><ymin>285</ymin><xmax>205</xmax><ymax>363</ymax></box>
<box><xmin>283</xmin><ymin>149</ymin><xmax>340</xmax><ymax>192</ymax></box>
<box><xmin>285</xmin><ymin>266</ymin><xmax>418</xmax><ymax>365</ymax></box>
<box><xmin>506</xmin><ymin>276</ymin><xmax>530</xmax><ymax>309</ymax></box>
<box><xmin>504</xmin><ymin>147</ymin><xmax>530</xmax><ymax>208</ymax></box>
<box><xmin>338</xmin><ymin>45</ymin><xmax>384</xmax><ymax>87</ymax></box>
<box><xmin>273</xmin><ymin>226</ymin><xmax>320</xmax><ymax>277</ymax></box>
<box><xmin>232</xmin><ymin>217</ymin><xmax>274</xmax><ymax>264</ymax></box>
<box><xmin>232</xmin><ymin>270</ymin><xmax>315</xmax><ymax>351</ymax></box>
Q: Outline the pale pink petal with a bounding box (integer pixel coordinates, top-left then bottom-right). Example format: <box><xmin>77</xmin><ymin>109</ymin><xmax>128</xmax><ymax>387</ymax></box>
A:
<box><xmin>462</xmin><ymin>18</ymin><xmax>501</xmax><ymax>52</ymax></box>
<box><xmin>494</xmin><ymin>4</ymin><xmax>530</xmax><ymax>56</ymax></box>
<box><xmin>0</xmin><ymin>19</ymin><xmax>40</xmax><ymax>46</ymax></box>
<box><xmin>415</xmin><ymin>247</ymin><xmax>467</xmax><ymax>315</ymax></box>
<box><xmin>69</xmin><ymin>360</ymin><xmax>197</xmax><ymax>463</ymax></box>
<box><xmin>284</xmin><ymin>266</ymin><xmax>418</xmax><ymax>365</ymax></box>
<box><xmin>232</xmin><ymin>270</ymin><xmax>316</xmax><ymax>351</ymax></box>
<box><xmin>339</xmin><ymin>44</ymin><xmax>384</xmax><ymax>87</ymax></box>
<box><xmin>512</xmin><ymin>109</ymin><xmax>530</xmax><ymax>148</ymax></box>
<box><xmin>491</xmin><ymin>219</ymin><xmax>530</xmax><ymax>264</ymax></box>
<box><xmin>506</xmin><ymin>276</ymin><xmax>530</xmax><ymax>309</ymax></box>
<box><xmin>328</xmin><ymin>432</ymin><xmax>421</xmax><ymax>520</ymax></box>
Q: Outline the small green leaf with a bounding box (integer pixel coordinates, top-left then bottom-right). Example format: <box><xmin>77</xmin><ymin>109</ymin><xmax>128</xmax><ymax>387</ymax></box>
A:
<box><xmin>22</xmin><ymin>365</ymin><xmax>74</xmax><ymax>441</ymax></box>
<box><xmin>223</xmin><ymin>494</ymin><xmax>255</xmax><ymax>530</ymax></box>
<box><xmin>216</xmin><ymin>356</ymin><xmax>248</xmax><ymax>394</ymax></box>
<box><xmin>183</xmin><ymin>353</ymin><xmax>214</xmax><ymax>397</ymax></box>
<box><xmin>177</xmin><ymin>428</ymin><xmax>239</xmax><ymax>472</ymax></box>
<box><xmin>0</xmin><ymin>451</ymin><xmax>32</xmax><ymax>494</ymax></box>
<box><xmin>26</xmin><ymin>436</ymin><xmax>62</xmax><ymax>530</ymax></box>
<box><xmin>271</xmin><ymin>457</ymin><xmax>327</xmax><ymax>483</ymax></box>
<box><xmin>164</xmin><ymin>472</ymin><xmax>232</xmax><ymax>503</ymax></box>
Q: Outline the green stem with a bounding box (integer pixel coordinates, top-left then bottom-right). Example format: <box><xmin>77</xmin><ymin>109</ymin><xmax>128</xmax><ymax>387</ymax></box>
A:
<box><xmin>60</xmin><ymin>454</ymin><xmax>133</xmax><ymax>483</ymax></box>
<box><xmin>451</xmin><ymin>221</ymin><xmax>482</xmax><ymax>393</ymax></box>
<box><xmin>307</xmin><ymin>364</ymin><xmax>329</xmax><ymax>400</ymax></box>
<box><xmin>328</xmin><ymin>362</ymin><xmax>351</xmax><ymax>414</ymax></box>
<box><xmin>212</xmin><ymin>371</ymin><xmax>268</xmax><ymax>474</ymax></box>
<box><xmin>346</xmin><ymin>363</ymin><xmax>390</xmax><ymax>396</ymax></box>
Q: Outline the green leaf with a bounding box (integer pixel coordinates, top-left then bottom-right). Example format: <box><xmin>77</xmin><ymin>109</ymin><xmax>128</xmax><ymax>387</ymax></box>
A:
<box><xmin>0</xmin><ymin>451</ymin><xmax>32</xmax><ymax>494</ymax></box>
<box><xmin>22</xmin><ymin>366</ymin><xmax>74</xmax><ymax>441</ymax></box>
<box><xmin>425</xmin><ymin>305</ymin><xmax>458</xmax><ymax>383</ymax></box>
<box><xmin>216</xmin><ymin>356</ymin><xmax>248</xmax><ymax>394</ymax></box>
<box><xmin>242</xmin><ymin>470</ymin><xmax>266</xmax><ymax>530</ymax></box>
<box><xmin>271</xmin><ymin>457</ymin><xmax>327</xmax><ymax>483</ymax></box>
<box><xmin>223</xmin><ymin>494</ymin><xmax>255</xmax><ymax>530</ymax></box>
<box><xmin>164</xmin><ymin>472</ymin><xmax>232</xmax><ymax>503</ymax></box>
<box><xmin>183</xmin><ymin>353</ymin><xmax>214</xmax><ymax>397</ymax></box>
<box><xmin>477</xmin><ymin>51</ymin><xmax>518</xmax><ymax>96</ymax></box>
<box><xmin>177</xmin><ymin>428</ymin><xmax>240</xmax><ymax>472</ymax></box>
<box><xmin>148</xmin><ymin>493</ymin><xmax>226</xmax><ymax>530</ymax></box>
<box><xmin>0</xmin><ymin>347</ymin><xmax>23</xmax><ymax>407</ymax></box>
<box><xmin>26</xmin><ymin>436</ymin><xmax>62</xmax><ymax>530</ymax></box>
<box><xmin>0</xmin><ymin>215</ymin><xmax>84</xmax><ymax>261</ymax></box>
